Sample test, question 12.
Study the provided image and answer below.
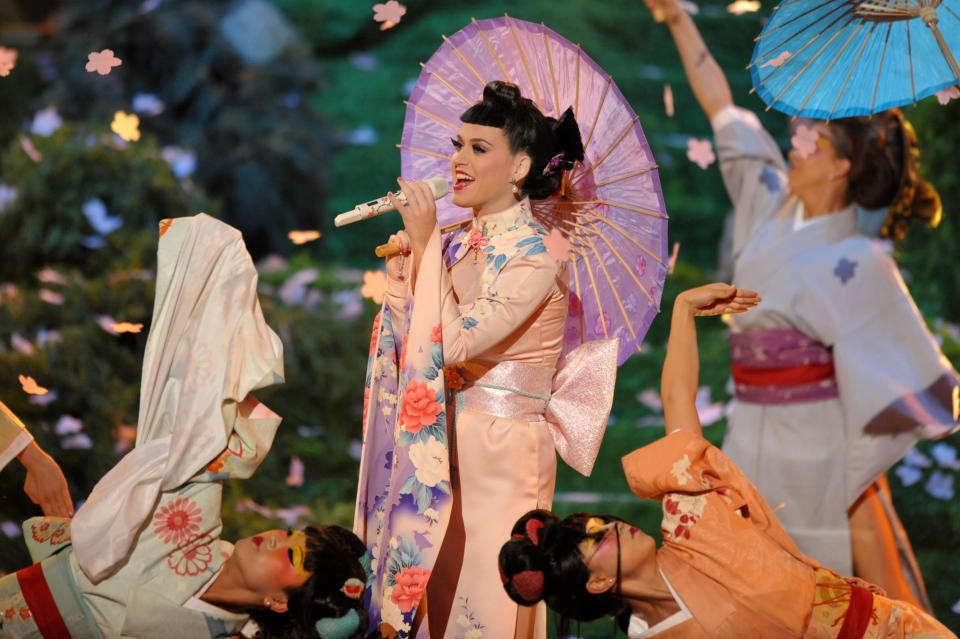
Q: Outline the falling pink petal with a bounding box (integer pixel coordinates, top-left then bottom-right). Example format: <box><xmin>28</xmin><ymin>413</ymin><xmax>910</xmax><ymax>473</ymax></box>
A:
<box><xmin>361</xmin><ymin>270</ymin><xmax>387</xmax><ymax>304</ymax></box>
<box><xmin>39</xmin><ymin>289</ymin><xmax>64</xmax><ymax>305</ymax></box>
<box><xmin>288</xmin><ymin>230</ymin><xmax>322</xmax><ymax>245</ymax></box>
<box><xmin>760</xmin><ymin>51</ymin><xmax>792</xmax><ymax>69</ymax></box>
<box><xmin>286</xmin><ymin>456</ymin><xmax>305</xmax><ymax>486</ymax></box>
<box><xmin>686</xmin><ymin>138</ymin><xmax>716</xmax><ymax>169</ymax></box>
<box><xmin>664</xmin><ymin>84</ymin><xmax>675</xmax><ymax>117</ymax></box>
<box><xmin>38</xmin><ymin>268</ymin><xmax>68</xmax><ymax>285</ymax></box>
<box><xmin>11</xmin><ymin>333</ymin><xmax>35</xmax><ymax>356</ymax></box>
<box><xmin>112</xmin><ymin>322</ymin><xmax>144</xmax><ymax>333</ymax></box>
<box><xmin>935</xmin><ymin>86</ymin><xmax>960</xmax><ymax>105</ymax></box>
<box><xmin>97</xmin><ymin>315</ymin><xmax>121</xmax><ymax>335</ymax></box>
<box><xmin>791</xmin><ymin>124</ymin><xmax>820</xmax><ymax>159</ymax></box>
<box><xmin>0</xmin><ymin>46</ymin><xmax>17</xmax><ymax>77</ymax></box>
<box><xmin>678</xmin><ymin>0</ymin><xmax>700</xmax><ymax>14</ymax></box>
<box><xmin>667</xmin><ymin>242</ymin><xmax>680</xmax><ymax>275</ymax></box>
<box><xmin>373</xmin><ymin>1</ymin><xmax>406</xmax><ymax>25</ymax></box>
<box><xmin>544</xmin><ymin>228</ymin><xmax>571</xmax><ymax>261</ymax></box>
<box><xmin>20</xmin><ymin>136</ymin><xmax>42</xmax><ymax>162</ymax></box>
<box><xmin>114</xmin><ymin>424</ymin><xmax>137</xmax><ymax>454</ymax></box>
<box><xmin>85</xmin><ymin>49</ymin><xmax>122</xmax><ymax>75</ymax></box>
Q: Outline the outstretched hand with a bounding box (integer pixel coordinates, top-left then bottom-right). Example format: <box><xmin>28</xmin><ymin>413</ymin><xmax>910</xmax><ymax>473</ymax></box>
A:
<box><xmin>19</xmin><ymin>441</ymin><xmax>74</xmax><ymax>517</ymax></box>
<box><xmin>676</xmin><ymin>283</ymin><xmax>760</xmax><ymax>317</ymax></box>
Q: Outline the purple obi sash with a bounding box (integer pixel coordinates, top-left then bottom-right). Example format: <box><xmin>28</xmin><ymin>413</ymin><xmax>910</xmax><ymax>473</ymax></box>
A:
<box><xmin>730</xmin><ymin>329</ymin><xmax>839</xmax><ymax>404</ymax></box>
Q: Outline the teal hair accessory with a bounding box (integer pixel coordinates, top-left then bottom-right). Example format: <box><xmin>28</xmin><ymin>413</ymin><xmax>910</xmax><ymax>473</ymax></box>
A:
<box><xmin>314</xmin><ymin>607</ymin><xmax>359</xmax><ymax>639</ymax></box>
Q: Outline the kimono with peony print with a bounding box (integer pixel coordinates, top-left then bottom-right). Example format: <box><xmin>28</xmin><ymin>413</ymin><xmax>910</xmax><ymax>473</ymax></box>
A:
<box><xmin>355</xmin><ymin>226</ymin><xmax>453</xmax><ymax>638</ymax></box>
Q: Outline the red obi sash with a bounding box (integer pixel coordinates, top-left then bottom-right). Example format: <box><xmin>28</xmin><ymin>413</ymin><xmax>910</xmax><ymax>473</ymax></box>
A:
<box><xmin>730</xmin><ymin>329</ymin><xmax>839</xmax><ymax>404</ymax></box>
<box><xmin>16</xmin><ymin>563</ymin><xmax>72</xmax><ymax>639</ymax></box>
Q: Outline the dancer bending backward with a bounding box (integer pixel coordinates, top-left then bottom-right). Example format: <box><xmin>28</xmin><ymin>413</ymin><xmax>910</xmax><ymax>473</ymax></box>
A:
<box><xmin>0</xmin><ymin>215</ymin><xmax>368</xmax><ymax>639</ymax></box>
<box><xmin>361</xmin><ymin>81</ymin><xmax>617</xmax><ymax>639</ymax></box>
<box><xmin>644</xmin><ymin>0</ymin><xmax>959</xmax><ymax>607</ymax></box>
<box><xmin>499</xmin><ymin>283</ymin><xmax>956</xmax><ymax>638</ymax></box>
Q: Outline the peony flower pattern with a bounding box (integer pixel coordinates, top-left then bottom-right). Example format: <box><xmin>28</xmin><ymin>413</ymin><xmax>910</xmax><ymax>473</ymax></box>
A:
<box><xmin>167</xmin><ymin>534</ymin><xmax>214</xmax><ymax>576</ymax></box>
<box><xmin>390</xmin><ymin>565</ymin><xmax>431</xmax><ymax>613</ymax></box>
<box><xmin>398</xmin><ymin>380</ymin><xmax>442</xmax><ymax>434</ymax></box>
<box><xmin>153</xmin><ymin>496</ymin><xmax>203</xmax><ymax>545</ymax></box>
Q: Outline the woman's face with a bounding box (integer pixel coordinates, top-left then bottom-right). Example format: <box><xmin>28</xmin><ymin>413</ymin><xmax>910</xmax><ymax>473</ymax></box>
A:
<box><xmin>450</xmin><ymin>122</ymin><xmax>529</xmax><ymax>215</ymax></box>
<box><xmin>578</xmin><ymin>517</ymin><xmax>657</xmax><ymax>594</ymax></box>
<box><xmin>787</xmin><ymin>122</ymin><xmax>849</xmax><ymax>199</ymax></box>
<box><xmin>232</xmin><ymin>529</ymin><xmax>312</xmax><ymax>601</ymax></box>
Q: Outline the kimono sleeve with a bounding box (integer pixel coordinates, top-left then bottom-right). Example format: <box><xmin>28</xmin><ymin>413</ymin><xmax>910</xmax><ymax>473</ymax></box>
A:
<box><xmin>0</xmin><ymin>400</ymin><xmax>32</xmax><ymax>471</ymax></box>
<box><xmin>439</xmin><ymin>251</ymin><xmax>564</xmax><ymax>364</ymax></box>
<box><xmin>621</xmin><ymin>430</ymin><xmax>798</xmax><ymax>546</ymax></box>
<box><xmin>793</xmin><ymin>238</ymin><xmax>960</xmax><ymax>502</ymax></box>
<box><xmin>712</xmin><ymin>106</ymin><xmax>790</xmax><ymax>259</ymax></box>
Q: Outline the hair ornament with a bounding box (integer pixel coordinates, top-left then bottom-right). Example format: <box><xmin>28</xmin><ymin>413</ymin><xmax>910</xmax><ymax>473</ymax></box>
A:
<box><xmin>341</xmin><ymin>577</ymin><xmax>365</xmax><ymax>600</ymax></box>
<box><xmin>542</xmin><ymin>152</ymin><xmax>566</xmax><ymax>176</ymax></box>
<box><xmin>525</xmin><ymin>518</ymin><xmax>544</xmax><ymax>545</ymax></box>
<box><xmin>511</xmin><ymin>569</ymin><xmax>545</xmax><ymax>603</ymax></box>
<box><xmin>314</xmin><ymin>607</ymin><xmax>360</xmax><ymax>639</ymax></box>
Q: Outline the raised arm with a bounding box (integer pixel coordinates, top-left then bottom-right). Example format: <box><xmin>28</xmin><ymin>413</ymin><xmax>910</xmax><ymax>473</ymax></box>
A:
<box><xmin>661</xmin><ymin>284</ymin><xmax>760</xmax><ymax>437</ymax></box>
<box><xmin>644</xmin><ymin>0</ymin><xmax>734</xmax><ymax>120</ymax></box>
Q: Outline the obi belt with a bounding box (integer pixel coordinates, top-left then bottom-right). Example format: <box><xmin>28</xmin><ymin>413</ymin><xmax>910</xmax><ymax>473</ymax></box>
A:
<box><xmin>730</xmin><ymin>329</ymin><xmax>839</xmax><ymax>404</ymax></box>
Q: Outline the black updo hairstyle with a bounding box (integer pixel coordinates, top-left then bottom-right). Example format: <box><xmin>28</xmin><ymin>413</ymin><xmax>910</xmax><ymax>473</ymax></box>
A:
<box><xmin>251</xmin><ymin>525</ymin><xmax>370</xmax><ymax>639</ymax></box>
<box><xmin>499</xmin><ymin>510</ymin><xmax>630</xmax><ymax>637</ymax></box>
<box><xmin>828</xmin><ymin>108</ymin><xmax>942</xmax><ymax>241</ymax></box>
<box><xmin>460</xmin><ymin>81</ymin><xmax>585</xmax><ymax>200</ymax></box>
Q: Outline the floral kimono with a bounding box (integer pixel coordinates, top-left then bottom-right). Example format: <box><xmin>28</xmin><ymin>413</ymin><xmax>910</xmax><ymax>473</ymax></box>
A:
<box><xmin>712</xmin><ymin>106</ymin><xmax>959</xmax><ymax>578</ymax></box>
<box><xmin>355</xmin><ymin>198</ymin><xmax>617</xmax><ymax>639</ymax></box>
<box><xmin>621</xmin><ymin>429</ymin><xmax>955</xmax><ymax>638</ymax></box>
<box><xmin>0</xmin><ymin>214</ymin><xmax>284</xmax><ymax>638</ymax></box>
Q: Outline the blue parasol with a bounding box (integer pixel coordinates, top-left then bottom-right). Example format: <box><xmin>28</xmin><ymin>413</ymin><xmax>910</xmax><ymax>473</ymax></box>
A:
<box><xmin>750</xmin><ymin>0</ymin><xmax>960</xmax><ymax>119</ymax></box>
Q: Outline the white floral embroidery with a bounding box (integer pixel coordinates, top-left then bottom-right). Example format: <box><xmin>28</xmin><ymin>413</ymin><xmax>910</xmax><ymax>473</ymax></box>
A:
<box><xmin>409</xmin><ymin>437</ymin><xmax>448</xmax><ymax>487</ymax></box>
<box><xmin>670</xmin><ymin>454</ymin><xmax>693</xmax><ymax>486</ymax></box>
<box><xmin>381</xmin><ymin>586</ymin><xmax>411</xmax><ymax>635</ymax></box>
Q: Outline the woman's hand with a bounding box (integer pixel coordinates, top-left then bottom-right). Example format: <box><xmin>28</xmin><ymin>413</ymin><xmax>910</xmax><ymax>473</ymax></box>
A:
<box><xmin>389</xmin><ymin>177</ymin><xmax>438</xmax><ymax>256</ymax></box>
<box><xmin>643</xmin><ymin>0</ymin><xmax>683</xmax><ymax>23</ymax></box>
<box><xmin>675</xmin><ymin>283</ymin><xmax>760</xmax><ymax>317</ymax></box>
<box><xmin>385</xmin><ymin>230</ymin><xmax>411</xmax><ymax>281</ymax></box>
<box><xmin>18</xmin><ymin>441</ymin><xmax>74</xmax><ymax>517</ymax></box>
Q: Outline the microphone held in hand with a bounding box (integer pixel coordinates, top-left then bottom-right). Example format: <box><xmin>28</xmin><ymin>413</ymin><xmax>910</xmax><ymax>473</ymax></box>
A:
<box><xmin>334</xmin><ymin>177</ymin><xmax>450</xmax><ymax>227</ymax></box>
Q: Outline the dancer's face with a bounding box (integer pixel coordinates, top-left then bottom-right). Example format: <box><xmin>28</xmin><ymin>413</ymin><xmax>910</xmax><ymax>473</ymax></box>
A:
<box><xmin>578</xmin><ymin>517</ymin><xmax>656</xmax><ymax>595</ymax></box>
<box><xmin>233</xmin><ymin>528</ymin><xmax>312</xmax><ymax>605</ymax></box>
<box><xmin>450</xmin><ymin>122</ymin><xmax>530</xmax><ymax>215</ymax></box>
<box><xmin>787</xmin><ymin>122</ymin><xmax>850</xmax><ymax>201</ymax></box>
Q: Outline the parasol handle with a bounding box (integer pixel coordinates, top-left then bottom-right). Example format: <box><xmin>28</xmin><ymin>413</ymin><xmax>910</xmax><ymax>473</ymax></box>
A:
<box><xmin>374</xmin><ymin>220</ymin><xmax>471</xmax><ymax>258</ymax></box>
<box><xmin>926</xmin><ymin>20</ymin><xmax>960</xmax><ymax>83</ymax></box>
<box><xmin>376</xmin><ymin>242</ymin><xmax>401</xmax><ymax>258</ymax></box>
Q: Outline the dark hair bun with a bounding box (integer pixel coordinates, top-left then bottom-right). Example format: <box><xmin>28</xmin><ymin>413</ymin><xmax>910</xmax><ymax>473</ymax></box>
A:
<box><xmin>499</xmin><ymin>510</ymin><xmax>558</xmax><ymax>605</ymax></box>
<box><xmin>832</xmin><ymin>109</ymin><xmax>943</xmax><ymax>241</ymax></box>
<box><xmin>483</xmin><ymin>81</ymin><xmax>521</xmax><ymax>112</ymax></box>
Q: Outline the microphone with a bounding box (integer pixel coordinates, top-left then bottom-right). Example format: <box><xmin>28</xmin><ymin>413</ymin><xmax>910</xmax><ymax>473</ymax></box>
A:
<box><xmin>334</xmin><ymin>177</ymin><xmax>450</xmax><ymax>227</ymax></box>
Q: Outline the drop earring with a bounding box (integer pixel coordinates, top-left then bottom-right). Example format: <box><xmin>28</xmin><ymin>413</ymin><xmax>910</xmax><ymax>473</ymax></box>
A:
<box><xmin>510</xmin><ymin>177</ymin><xmax>520</xmax><ymax>199</ymax></box>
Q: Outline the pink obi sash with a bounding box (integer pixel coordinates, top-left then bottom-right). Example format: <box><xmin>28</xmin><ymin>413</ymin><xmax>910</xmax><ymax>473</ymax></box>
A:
<box><xmin>730</xmin><ymin>329</ymin><xmax>839</xmax><ymax>404</ymax></box>
<box><xmin>453</xmin><ymin>338</ymin><xmax>619</xmax><ymax>476</ymax></box>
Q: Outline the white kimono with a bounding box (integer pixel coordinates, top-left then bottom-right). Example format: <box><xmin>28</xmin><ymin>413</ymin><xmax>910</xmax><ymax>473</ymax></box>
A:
<box><xmin>0</xmin><ymin>214</ymin><xmax>284</xmax><ymax>638</ymax></box>
<box><xmin>713</xmin><ymin>107</ymin><xmax>960</xmax><ymax>576</ymax></box>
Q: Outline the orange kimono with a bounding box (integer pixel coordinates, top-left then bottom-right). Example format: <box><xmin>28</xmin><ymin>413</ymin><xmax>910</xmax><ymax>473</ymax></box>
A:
<box><xmin>621</xmin><ymin>430</ymin><xmax>955</xmax><ymax>638</ymax></box>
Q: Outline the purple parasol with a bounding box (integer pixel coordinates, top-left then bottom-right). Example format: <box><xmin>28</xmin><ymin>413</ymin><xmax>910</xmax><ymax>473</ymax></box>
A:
<box><xmin>400</xmin><ymin>16</ymin><xmax>669</xmax><ymax>365</ymax></box>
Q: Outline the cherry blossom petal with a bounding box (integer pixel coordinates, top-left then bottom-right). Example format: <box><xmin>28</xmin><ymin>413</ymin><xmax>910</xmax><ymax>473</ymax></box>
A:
<box><xmin>288</xmin><ymin>230</ymin><xmax>322</xmax><ymax>245</ymax></box>
<box><xmin>790</xmin><ymin>124</ymin><xmax>819</xmax><ymax>159</ymax></box>
<box><xmin>760</xmin><ymin>51</ymin><xmax>792</xmax><ymax>69</ymax></box>
<box><xmin>19</xmin><ymin>374</ymin><xmax>49</xmax><ymax>395</ymax></box>
<box><xmin>686</xmin><ymin>138</ymin><xmax>716</xmax><ymax>169</ymax></box>
<box><xmin>0</xmin><ymin>46</ymin><xmax>17</xmax><ymax>77</ymax></box>
<box><xmin>373</xmin><ymin>1</ymin><xmax>406</xmax><ymax>25</ymax></box>
<box><xmin>727</xmin><ymin>0</ymin><xmax>761</xmax><ymax>15</ymax></box>
<box><xmin>664</xmin><ymin>84</ymin><xmax>674</xmax><ymax>117</ymax></box>
<box><xmin>935</xmin><ymin>86</ymin><xmax>960</xmax><ymax>106</ymax></box>
<box><xmin>85</xmin><ymin>49</ymin><xmax>122</xmax><ymax>75</ymax></box>
<box><xmin>111</xmin><ymin>111</ymin><xmax>140</xmax><ymax>142</ymax></box>
<box><xmin>362</xmin><ymin>270</ymin><xmax>387</xmax><ymax>304</ymax></box>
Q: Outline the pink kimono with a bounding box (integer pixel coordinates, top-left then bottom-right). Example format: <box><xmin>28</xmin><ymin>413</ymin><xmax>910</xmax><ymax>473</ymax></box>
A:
<box><xmin>622</xmin><ymin>430</ymin><xmax>955</xmax><ymax>638</ymax></box>
<box><xmin>354</xmin><ymin>198</ymin><xmax>617</xmax><ymax>639</ymax></box>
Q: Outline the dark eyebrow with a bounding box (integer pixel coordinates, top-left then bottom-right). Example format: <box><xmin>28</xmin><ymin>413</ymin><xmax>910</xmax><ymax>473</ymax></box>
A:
<box><xmin>467</xmin><ymin>138</ymin><xmax>491</xmax><ymax>145</ymax></box>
